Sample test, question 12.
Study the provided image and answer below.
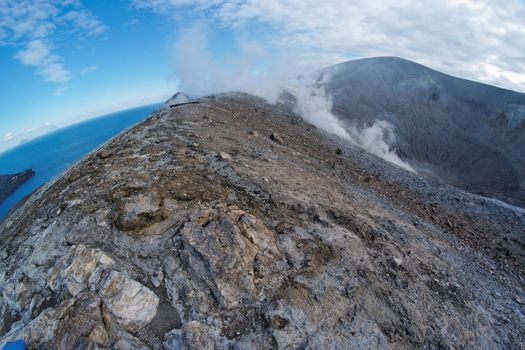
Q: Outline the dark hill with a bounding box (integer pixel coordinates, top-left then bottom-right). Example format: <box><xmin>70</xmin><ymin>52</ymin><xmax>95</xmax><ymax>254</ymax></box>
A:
<box><xmin>0</xmin><ymin>169</ymin><xmax>34</xmax><ymax>205</ymax></box>
<box><xmin>319</xmin><ymin>57</ymin><xmax>525</xmax><ymax>207</ymax></box>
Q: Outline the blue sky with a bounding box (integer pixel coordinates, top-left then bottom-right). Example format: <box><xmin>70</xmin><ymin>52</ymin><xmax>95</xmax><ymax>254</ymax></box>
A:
<box><xmin>1</xmin><ymin>0</ymin><xmax>525</xmax><ymax>152</ymax></box>
<box><xmin>0</xmin><ymin>0</ymin><xmax>179</xmax><ymax>151</ymax></box>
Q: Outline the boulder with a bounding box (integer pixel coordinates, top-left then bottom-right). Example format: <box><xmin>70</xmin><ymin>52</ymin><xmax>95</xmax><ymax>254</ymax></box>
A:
<box><xmin>99</xmin><ymin>271</ymin><xmax>159</xmax><ymax>332</ymax></box>
<box><xmin>180</xmin><ymin>206</ymin><xmax>285</xmax><ymax>308</ymax></box>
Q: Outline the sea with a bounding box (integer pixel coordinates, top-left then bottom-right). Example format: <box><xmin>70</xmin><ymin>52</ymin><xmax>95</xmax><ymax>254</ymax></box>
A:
<box><xmin>0</xmin><ymin>102</ymin><xmax>162</xmax><ymax>220</ymax></box>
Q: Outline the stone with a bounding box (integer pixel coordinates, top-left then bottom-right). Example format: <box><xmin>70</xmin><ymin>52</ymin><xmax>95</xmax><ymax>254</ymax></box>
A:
<box><xmin>112</xmin><ymin>331</ymin><xmax>150</xmax><ymax>350</ymax></box>
<box><xmin>180</xmin><ymin>206</ymin><xmax>283</xmax><ymax>308</ymax></box>
<box><xmin>98</xmin><ymin>149</ymin><xmax>114</xmax><ymax>159</ymax></box>
<box><xmin>88</xmin><ymin>322</ymin><xmax>111</xmax><ymax>346</ymax></box>
<box><xmin>99</xmin><ymin>270</ymin><xmax>159</xmax><ymax>331</ymax></box>
<box><xmin>47</xmin><ymin>244</ymin><xmax>114</xmax><ymax>296</ymax></box>
<box><xmin>61</xmin><ymin>246</ymin><xmax>99</xmax><ymax>296</ymax></box>
<box><xmin>1</xmin><ymin>299</ymin><xmax>75</xmax><ymax>349</ymax></box>
<box><xmin>151</xmin><ymin>270</ymin><xmax>164</xmax><ymax>288</ymax></box>
<box><xmin>388</xmin><ymin>256</ymin><xmax>403</xmax><ymax>268</ymax></box>
<box><xmin>113</xmin><ymin>193</ymin><xmax>167</xmax><ymax>233</ymax></box>
<box><xmin>217</xmin><ymin>151</ymin><xmax>232</xmax><ymax>161</ymax></box>
<box><xmin>181</xmin><ymin>321</ymin><xmax>215</xmax><ymax>350</ymax></box>
<box><xmin>163</xmin><ymin>329</ymin><xmax>182</xmax><ymax>350</ymax></box>
<box><xmin>271</xmin><ymin>315</ymin><xmax>289</xmax><ymax>330</ymax></box>
<box><xmin>55</xmin><ymin>293</ymin><xmax>108</xmax><ymax>349</ymax></box>
<box><xmin>269</xmin><ymin>132</ymin><xmax>284</xmax><ymax>145</ymax></box>
<box><xmin>68</xmin><ymin>172</ymin><xmax>81</xmax><ymax>182</ymax></box>
<box><xmin>163</xmin><ymin>322</ymin><xmax>217</xmax><ymax>350</ymax></box>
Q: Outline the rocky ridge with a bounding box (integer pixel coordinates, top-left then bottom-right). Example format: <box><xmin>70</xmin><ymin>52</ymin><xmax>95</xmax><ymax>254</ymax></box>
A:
<box><xmin>0</xmin><ymin>94</ymin><xmax>524</xmax><ymax>349</ymax></box>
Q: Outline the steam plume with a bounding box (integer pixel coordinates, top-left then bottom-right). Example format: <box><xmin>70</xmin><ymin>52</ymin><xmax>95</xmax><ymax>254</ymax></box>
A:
<box><xmin>171</xmin><ymin>24</ymin><xmax>413</xmax><ymax>171</ymax></box>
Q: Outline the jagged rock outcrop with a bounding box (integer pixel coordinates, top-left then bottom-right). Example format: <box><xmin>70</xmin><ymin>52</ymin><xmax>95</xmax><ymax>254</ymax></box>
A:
<box><xmin>0</xmin><ymin>94</ymin><xmax>524</xmax><ymax>349</ymax></box>
<box><xmin>0</xmin><ymin>169</ymin><xmax>34</xmax><ymax>205</ymax></box>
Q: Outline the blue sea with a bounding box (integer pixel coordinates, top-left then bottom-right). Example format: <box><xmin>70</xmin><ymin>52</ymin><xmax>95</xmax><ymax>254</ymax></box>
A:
<box><xmin>0</xmin><ymin>103</ymin><xmax>161</xmax><ymax>220</ymax></box>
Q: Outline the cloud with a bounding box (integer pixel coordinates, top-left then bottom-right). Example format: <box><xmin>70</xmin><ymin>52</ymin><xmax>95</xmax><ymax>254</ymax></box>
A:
<box><xmin>133</xmin><ymin>0</ymin><xmax>525</xmax><ymax>92</ymax></box>
<box><xmin>122</xmin><ymin>18</ymin><xmax>140</xmax><ymax>27</ymax></box>
<box><xmin>0</xmin><ymin>123</ymin><xmax>59</xmax><ymax>152</ymax></box>
<box><xmin>80</xmin><ymin>64</ymin><xmax>99</xmax><ymax>75</ymax></box>
<box><xmin>15</xmin><ymin>39</ymin><xmax>71</xmax><ymax>83</ymax></box>
<box><xmin>3</xmin><ymin>132</ymin><xmax>14</xmax><ymax>141</ymax></box>
<box><xmin>51</xmin><ymin>86</ymin><xmax>69</xmax><ymax>96</ymax></box>
<box><xmin>60</xmin><ymin>9</ymin><xmax>107</xmax><ymax>36</ymax></box>
<box><xmin>15</xmin><ymin>39</ymin><xmax>50</xmax><ymax>65</ymax></box>
<box><xmin>0</xmin><ymin>0</ymin><xmax>106</xmax><ymax>83</ymax></box>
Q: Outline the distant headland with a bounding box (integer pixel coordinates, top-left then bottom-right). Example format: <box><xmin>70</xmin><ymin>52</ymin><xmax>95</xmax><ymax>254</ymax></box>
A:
<box><xmin>0</xmin><ymin>169</ymin><xmax>35</xmax><ymax>205</ymax></box>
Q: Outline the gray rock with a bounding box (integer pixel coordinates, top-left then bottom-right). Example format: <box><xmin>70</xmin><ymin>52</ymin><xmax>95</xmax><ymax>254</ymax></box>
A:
<box><xmin>163</xmin><ymin>322</ymin><xmax>218</xmax><ymax>350</ymax></box>
<box><xmin>99</xmin><ymin>271</ymin><xmax>159</xmax><ymax>332</ymax></box>
<box><xmin>47</xmin><ymin>244</ymin><xmax>114</xmax><ymax>296</ymax></box>
<box><xmin>180</xmin><ymin>206</ymin><xmax>284</xmax><ymax>308</ymax></box>
<box><xmin>98</xmin><ymin>149</ymin><xmax>114</xmax><ymax>159</ymax></box>
<box><xmin>180</xmin><ymin>321</ymin><xmax>215</xmax><ymax>350</ymax></box>
<box><xmin>112</xmin><ymin>193</ymin><xmax>167</xmax><ymax>234</ymax></box>
<box><xmin>269</xmin><ymin>132</ymin><xmax>284</xmax><ymax>144</ymax></box>
<box><xmin>218</xmin><ymin>151</ymin><xmax>232</xmax><ymax>161</ymax></box>
<box><xmin>164</xmin><ymin>320</ymin><xmax>226</xmax><ymax>350</ymax></box>
<box><xmin>388</xmin><ymin>256</ymin><xmax>403</xmax><ymax>268</ymax></box>
<box><xmin>151</xmin><ymin>270</ymin><xmax>164</xmax><ymax>288</ymax></box>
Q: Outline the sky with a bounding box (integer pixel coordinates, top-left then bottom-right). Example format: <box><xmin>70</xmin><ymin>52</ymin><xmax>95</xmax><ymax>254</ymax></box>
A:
<box><xmin>1</xmin><ymin>0</ymin><xmax>525</xmax><ymax>152</ymax></box>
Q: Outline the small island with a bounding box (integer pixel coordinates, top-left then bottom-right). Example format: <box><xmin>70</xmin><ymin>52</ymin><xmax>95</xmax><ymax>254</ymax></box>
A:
<box><xmin>0</xmin><ymin>169</ymin><xmax>35</xmax><ymax>205</ymax></box>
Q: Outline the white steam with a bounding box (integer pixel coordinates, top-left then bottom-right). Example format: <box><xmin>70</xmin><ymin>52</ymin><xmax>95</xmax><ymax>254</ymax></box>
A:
<box><xmin>287</xmin><ymin>73</ymin><xmax>413</xmax><ymax>171</ymax></box>
<box><xmin>171</xmin><ymin>23</ymin><xmax>298</xmax><ymax>103</ymax></box>
<box><xmin>348</xmin><ymin>120</ymin><xmax>414</xmax><ymax>171</ymax></box>
<box><xmin>288</xmin><ymin>75</ymin><xmax>351</xmax><ymax>140</ymax></box>
<box><xmin>171</xmin><ymin>24</ymin><xmax>413</xmax><ymax>172</ymax></box>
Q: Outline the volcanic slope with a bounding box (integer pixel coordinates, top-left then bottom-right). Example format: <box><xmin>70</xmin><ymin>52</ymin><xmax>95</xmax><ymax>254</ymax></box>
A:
<box><xmin>0</xmin><ymin>94</ymin><xmax>524</xmax><ymax>349</ymax></box>
<box><xmin>319</xmin><ymin>57</ymin><xmax>525</xmax><ymax>207</ymax></box>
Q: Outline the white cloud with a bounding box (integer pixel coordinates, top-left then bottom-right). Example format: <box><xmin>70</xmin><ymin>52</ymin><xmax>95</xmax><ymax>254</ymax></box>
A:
<box><xmin>133</xmin><ymin>0</ymin><xmax>525</xmax><ymax>92</ymax></box>
<box><xmin>60</xmin><ymin>9</ymin><xmax>107</xmax><ymax>36</ymax></box>
<box><xmin>15</xmin><ymin>39</ymin><xmax>71</xmax><ymax>83</ymax></box>
<box><xmin>0</xmin><ymin>0</ymin><xmax>106</xmax><ymax>84</ymax></box>
<box><xmin>80</xmin><ymin>64</ymin><xmax>99</xmax><ymax>75</ymax></box>
<box><xmin>3</xmin><ymin>132</ymin><xmax>13</xmax><ymax>141</ymax></box>
<box><xmin>0</xmin><ymin>123</ymin><xmax>59</xmax><ymax>152</ymax></box>
<box><xmin>51</xmin><ymin>86</ymin><xmax>69</xmax><ymax>96</ymax></box>
<box><xmin>15</xmin><ymin>39</ymin><xmax>50</xmax><ymax>65</ymax></box>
